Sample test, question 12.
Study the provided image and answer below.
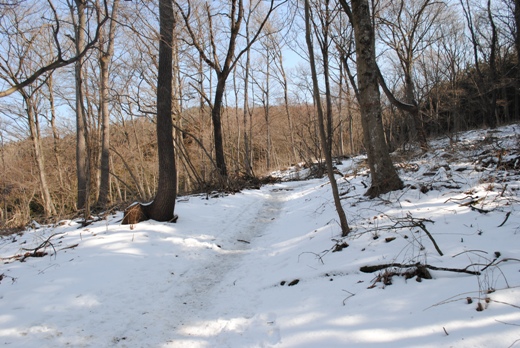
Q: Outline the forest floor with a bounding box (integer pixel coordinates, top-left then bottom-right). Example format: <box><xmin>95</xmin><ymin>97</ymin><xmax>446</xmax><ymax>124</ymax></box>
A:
<box><xmin>1</xmin><ymin>124</ymin><xmax>520</xmax><ymax>347</ymax></box>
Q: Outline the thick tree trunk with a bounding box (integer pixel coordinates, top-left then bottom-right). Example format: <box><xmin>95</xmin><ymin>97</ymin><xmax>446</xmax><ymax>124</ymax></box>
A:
<box><xmin>339</xmin><ymin>0</ymin><xmax>403</xmax><ymax>198</ymax></box>
<box><xmin>123</xmin><ymin>0</ymin><xmax>177</xmax><ymax>224</ymax></box>
<box><xmin>212</xmin><ymin>77</ymin><xmax>228</xmax><ymax>178</ymax></box>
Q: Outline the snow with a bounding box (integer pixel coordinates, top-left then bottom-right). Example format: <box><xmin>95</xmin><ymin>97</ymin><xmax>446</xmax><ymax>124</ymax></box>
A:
<box><xmin>1</xmin><ymin>124</ymin><xmax>520</xmax><ymax>347</ymax></box>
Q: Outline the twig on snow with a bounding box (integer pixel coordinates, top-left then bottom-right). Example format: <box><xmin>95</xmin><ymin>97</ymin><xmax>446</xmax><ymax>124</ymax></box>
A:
<box><xmin>498</xmin><ymin>212</ymin><xmax>511</xmax><ymax>227</ymax></box>
<box><xmin>298</xmin><ymin>252</ymin><xmax>324</xmax><ymax>265</ymax></box>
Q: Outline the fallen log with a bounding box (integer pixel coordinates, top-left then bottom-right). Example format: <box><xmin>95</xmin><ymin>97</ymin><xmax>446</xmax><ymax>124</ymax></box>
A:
<box><xmin>360</xmin><ymin>262</ymin><xmax>480</xmax><ymax>276</ymax></box>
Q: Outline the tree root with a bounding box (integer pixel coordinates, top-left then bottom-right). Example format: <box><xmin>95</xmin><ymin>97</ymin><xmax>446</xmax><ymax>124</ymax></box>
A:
<box><xmin>122</xmin><ymin>203</ymin><xmax>148</xmax><ymax>226</ymax></box>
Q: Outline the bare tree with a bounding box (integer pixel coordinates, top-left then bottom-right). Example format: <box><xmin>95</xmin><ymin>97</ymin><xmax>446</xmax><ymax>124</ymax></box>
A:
<box><xmin>70</xmin><ymin>0</ymin><xmax>91</xmax><ymax>213</ymax></box>
<box><xmin>305</xmin><ymin>0</ymin><xmax>350</xmax><ymax>236</ymax></box>
<box><xmin>0</xmin><ymin>0</ymin><xmax>109</xmax><ymax>98</ymax></box>
<box><xmin>96</xmin><ymin>0</ymin><xmax>120</xmax><ymax>209</ymax></box>
<box><xmin>338</xmin><ymin>0</ymin><xmax>403</xmax><ymax>197</ymax></box>
<box><xmin>241</xmin><ymin>13</ymin><xmax>254</xmax><ymax>177</ymax></box>
<box><xmin>0</xmin><ymin>2</ymin><xmax>56</xmax><ymax>216</ymax></box>
<box><xmin>174</xmin><ymin>0</ymin><xmax>285</xmax><ymax>179</ymax></box>
<box><xmin>123</xmin><ymin>0</ymin><xmax>177</xmax><ymax>224</ymax></box>
<box><xmin>486</xmin><ymin>0</ymin><xmax>499</xmax><ymax>127</ymax></box>
<box><xmin>377</xmin><ymin>0</ymin><xmax>446</xmax><ymax>150</ymax></box>
<box><xmin>459</xmin><ymin>0</ymin><xmax>498</xmax><ymax>127</ymax></box>
<box><xmin>271</xmin><ymin>36</ymin><xmax>298</xmax><ymax>163</ymax></box>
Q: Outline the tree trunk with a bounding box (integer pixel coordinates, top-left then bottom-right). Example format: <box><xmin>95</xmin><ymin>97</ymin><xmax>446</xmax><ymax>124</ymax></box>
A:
<box><xmin>25</xmin><ymin>94</ymin><xmax>56</xmax><ymax>217</ymax></box>
<box><xmin>305</xmin><ymin>0</ymin><xmax>350</xmax><ymax>236</ymax></box>
<box><xmin>339</xmin><ymin>0</ymin><xmax>403</xmax><ymax>198</ymax></box>
<box><xmin>279</xmin><ymin>55</ymin><xmax>298</xmax><ymax>163</ymax></box>
<box><xmin>123</xmin><ymin>0</ymin><xmax>177</xmax><ymax>224</ymax></box>
<box><xmin>97</xmin><ymin>0</ymin><xmax>120</xmax><ymax>209</ymax></box>
<box><xmin>47</xmin><ymin>76</ymin><xmax>64</xmax><ymax>188</ymax></box>
<box><xmin>487</xmin><ymin>0</ymin><xmax>498</xmax><ymax>127</ymax></box>
<box><xmin>243</xmin><ymin>34</ymin><xmax>253</xmax><ymax>177</ymax></box>
<box><xmin>403</xmin><ymin>65</ymin><xmax>428</xmax><ymax>150</ymax></box>
<box><xmin>74</xmin><ymin>0</ymin><xmax>90</xmax><ymax>212</ymax></box>
<box><xmin>174</xmin><ymin>0</ymin><xmax>280</xmax><ymax>181</ymax></box>
<box><xmin>264</xmin><ymin>46</ymin><xmax>271</xmax><ymax>170</ymax></box>
<box><xmin>212</xmin><ymin>77</ymin><xmax>228</xmax><ymax>178</ymax></box>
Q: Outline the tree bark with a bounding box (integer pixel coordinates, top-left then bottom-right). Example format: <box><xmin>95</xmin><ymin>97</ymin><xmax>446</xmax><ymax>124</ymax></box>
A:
<box><xmin>74</xmin><ymin>0</ymin><xmax>90</xmax><ymax>212</ymax></box>
<box><xmin>212</xmin><ymin>77</ymin><xmax>228</xmax><ymax>178</ymax></box>
<box><xmin>123</xmin><ymin>0</ymin><xmax>177</xmax><ymax>224</ymax></box>
<box><xmin>338</xmin><ymin>0</ymin><xmax>403</xmax><ymax>198</ymax></box>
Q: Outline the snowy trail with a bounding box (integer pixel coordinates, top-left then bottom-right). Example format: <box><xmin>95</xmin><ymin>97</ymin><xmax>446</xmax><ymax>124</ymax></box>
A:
<box><xmin>163</xmin><ymin>185</ymin><xmax>288</xmax><ymax>347</ymax></box>
<box><xmin>0</xmin><ymin>184</ymin><xmax>291</xmax><ymax>348</ymax></box>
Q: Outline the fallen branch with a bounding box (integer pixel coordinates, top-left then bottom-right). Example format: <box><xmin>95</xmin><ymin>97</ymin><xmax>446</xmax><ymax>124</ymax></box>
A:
<box><xmin>21</xmin><ymin>232</ymin><xmax>65</xmax><ymax>260</ymax></box>
<box><xmin>414</xmin><ymin>219</ymin><xmax>444</xmax><ymax>256</ymax></box>
<box><xmin>470</xmin><ymin>206</ymin><xmax>490</xmax><ymax>214</ymax></box>
<box><xmin>58</xmin><ymin>243</ymin><xmax>79</xmax><ymax>251</ymax></box>
<box><xmin>391</xmin><ymin>213</ymin><xmax>443</xmax><ymax>256</ymax></box>
<box><xmin>459</xmin><ymin>198</ymin><xmax>484</xmax><ymax>207</ymax></box>
<box><xmin>360</xmin><ymin>262</ymin><xmax>480</xmax><ymax>276</ymax></box>
<box><xmin>2</xmin><ymin>232</ymin><xmax>65</xmax><ymax>263</ymax></box>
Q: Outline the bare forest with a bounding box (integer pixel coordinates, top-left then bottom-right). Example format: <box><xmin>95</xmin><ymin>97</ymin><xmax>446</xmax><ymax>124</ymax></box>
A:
<box><xmin>1</xmin><ymin>0</ymin><xmax>519</xmax><ymax>229</ymax></box>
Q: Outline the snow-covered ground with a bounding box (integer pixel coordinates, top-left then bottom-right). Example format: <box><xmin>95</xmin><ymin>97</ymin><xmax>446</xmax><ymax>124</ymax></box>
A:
<box><xmin>1</xmin><ymin>124</ymin><xmax>520</xmax><ymax>347</ymax></box>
